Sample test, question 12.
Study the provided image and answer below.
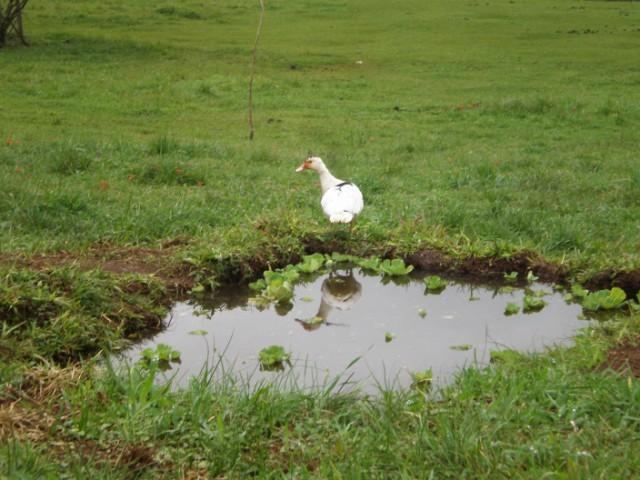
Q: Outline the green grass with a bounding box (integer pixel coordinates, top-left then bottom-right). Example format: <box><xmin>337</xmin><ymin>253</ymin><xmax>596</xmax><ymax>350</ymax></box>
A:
<box><xmin>3</xmin><ymin>320</ymin><xmax>640</xmax><ymax>478</ymax></box>
<box><xmin>0</xmin><ymin>0</ymin><xmax>639</xmax><ymax>270</ymax></box>
<box><xmin>2</xmin><ymin>0</ymin><xmax>640</xmax><ymax>477</ymax></box>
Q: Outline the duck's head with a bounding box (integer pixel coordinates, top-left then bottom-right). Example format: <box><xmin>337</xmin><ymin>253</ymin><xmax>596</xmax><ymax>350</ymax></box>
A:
<box><xmin>295</xmin><ymin>155</ymin><xmax>324</xmax><ymax>173</ymax></box>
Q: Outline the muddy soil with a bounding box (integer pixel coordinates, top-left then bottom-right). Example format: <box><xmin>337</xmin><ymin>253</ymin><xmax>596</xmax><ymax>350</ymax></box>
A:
<box><xmin>602</xmin><ymin>341</ymin><xmax>640</xmax><ymax>378</ymax></box>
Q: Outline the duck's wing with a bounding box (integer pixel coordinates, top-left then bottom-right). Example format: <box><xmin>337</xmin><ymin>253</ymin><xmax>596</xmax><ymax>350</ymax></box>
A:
<box><xmin>321</xmin><ymin>182</ymin><xmax>364</xmax><ymax>223</ymax></box>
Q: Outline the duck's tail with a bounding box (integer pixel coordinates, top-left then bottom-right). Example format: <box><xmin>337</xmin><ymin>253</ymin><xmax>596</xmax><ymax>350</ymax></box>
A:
<box><xmin>329</xmin><ymin>212</ymin><xmax>354</xmax><ymax>223</ymax></box>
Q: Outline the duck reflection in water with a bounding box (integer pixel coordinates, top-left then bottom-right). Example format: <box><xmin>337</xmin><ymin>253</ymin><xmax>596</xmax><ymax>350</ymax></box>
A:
<box><xmin>296</xmin><ymin>269</ymin><xmax>362</xmax><ymax>331</ymax></box>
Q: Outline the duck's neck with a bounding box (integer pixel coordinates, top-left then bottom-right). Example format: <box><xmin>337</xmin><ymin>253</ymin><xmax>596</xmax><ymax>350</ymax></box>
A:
<box><xmin>316</xmin><ymin>165</ymin><xmax>343</xmax><ymax>194</ymax></box>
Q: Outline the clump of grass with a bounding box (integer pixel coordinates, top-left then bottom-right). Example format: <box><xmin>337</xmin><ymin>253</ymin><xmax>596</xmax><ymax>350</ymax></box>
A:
<box><xmin>132</xmin><ymin>159</ymin><xmax>206</xmax><ymax>186</ymax></box>
<box><xmin>148</xmin><ymin>135</ymin><xmax>180</xmax><ymax>156</ymax></box>
<box><xmin>156</xmin><ymin>6</ymin><xmax>202</xmax><ymax>19</ymax></box>
<box><xmin>47</xmin><ymin>142</ymin><xmax>93</xmax><ymax>175</ymax></box>
<box><xmin>0</xmin><ymin>267</ymin><xmax>168</xmax><ymax>363</ymax></box>
<box><xmin>483</xmin><ymin>97</ymin><xmax>554</xmax><ymax>118</ymax></box>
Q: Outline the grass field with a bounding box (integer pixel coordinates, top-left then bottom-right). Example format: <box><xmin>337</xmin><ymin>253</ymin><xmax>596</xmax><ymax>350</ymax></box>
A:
<box><xmin>2</xmin><ymin>0</ymin><xmax>640</xmax><ymax>477</ymax></box>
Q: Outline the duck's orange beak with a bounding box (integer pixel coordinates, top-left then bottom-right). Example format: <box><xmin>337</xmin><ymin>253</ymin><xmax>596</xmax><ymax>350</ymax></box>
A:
<box><xmin>295</xmin><ymin>160</ymin><xmax>311</xmax><ymax>172</ymax></box>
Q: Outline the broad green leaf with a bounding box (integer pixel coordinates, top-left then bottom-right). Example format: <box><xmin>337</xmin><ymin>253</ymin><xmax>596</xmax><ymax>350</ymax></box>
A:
<box><xmin>424</xmin><ymin>275</ymin><xmax>447</xmax><ymax>292</ymax></box>
<box><xmin>523</xmin><ymin>295</ymin><xmax>546</xmax><ymax>312</ymax></box>
<box><xmin>504</xmin><ymin>302</ymin><xmax>520</xmax><ymax>315</ymax></box>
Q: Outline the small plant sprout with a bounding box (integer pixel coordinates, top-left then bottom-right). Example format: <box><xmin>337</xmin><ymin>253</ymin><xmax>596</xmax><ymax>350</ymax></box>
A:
<box><xmin>526</xmin><ymin>270</ymin><xmax>539</xmax><ymax>283</ymax></box>
<box><xmin>424</xmin><ymin>275</ymin><xmax>447</xmax><ymax>292</ymax></box>
<box><xmin>418</xmin><ymin>308</ymin><xmax>427</xmax><ymax>318</ymax></box>
<box><xmin>258</xmin><ymin>345</ymin><xmax>291</xmax><ymax>371</ymax></box>
<box><xmin>188</xmin><ymin>329</ymin><xmax>208</xmax><ymax>336</ymax></box>
<box><xmin>504</xmin><ymin>271</ymin><xmax>518</xmax><ymax>283</ymax></box>
<box><xmin>504</xmin><ymin>302</ymin><xmax>520</xmax><ymax>316</ymax></box>
<box><xmin>450</xmin><ymin>344</ymin><xmax>472</xmax><ymax>351</ymax></box>
<box><xmin>411</xmin><ymin>369</ymin><xmax>433</xmax><ymax>391</ymax></box>
<box><xmin>140</xmin><ymin>344</ymin><xmax>181</xmax><ymax>371</ymax></box>
<box><xmin>384</xmin><ymin>332</ymin><xmax>395</xmax><ymax>343</ymax></box>
<box><xmin>523</xmin><ymin>294</ymin><xmax>546</xmax><ymax>313</ymax></box>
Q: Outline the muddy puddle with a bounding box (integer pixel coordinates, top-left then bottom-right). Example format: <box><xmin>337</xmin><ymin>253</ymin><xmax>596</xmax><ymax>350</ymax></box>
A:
<box><xmin>120</xmin><ymin>268</ymin><xmax>588</xmax><ymax>393</ymax></box>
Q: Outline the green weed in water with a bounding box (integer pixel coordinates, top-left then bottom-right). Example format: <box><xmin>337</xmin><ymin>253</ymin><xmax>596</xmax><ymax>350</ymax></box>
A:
<box><xmin>504</xmin><ymin>271</ymin><xmax>518</xmax><ymax>283</ymax></box>
<box><xmin>140</xmin><ymin>343</ymin><xmax>181</xmax><ymax>371</ymax></box>
<box><xmin>378</xmin><ymin>259</ymin><xmax>414</xmax><ymax>277</ymax></box>
<box><xmin>424</xmin><ymin>275</ymin><xmax>447</xmax><ymax>293</ymax></box>
<box><xmin>258</xmin><ymin>345</ymin><xmax>291</xmax><ymax>371</ymax></box>
<box><xmin>523</xmin><ymin>295</ymin><xmax>547</xmax><ymax>313</ymax></box>
<box><xmin>582</xmin><ymin>287</ymin><xmax>627</xmax><ymax>312</ymax></box>
<box><xmin>504</xmin><ymin>302</ymin><xmax>520</xmax><ymax>316</ymax></box>
<box><xmin>450</xmin><ymin>344</ymin><xmax>472</xmax><ymax>351</ymax></box>
<box><xmin>297</xmin><ymin>253</ymin><xmax>326</xmax><ymax>273</ymax></box>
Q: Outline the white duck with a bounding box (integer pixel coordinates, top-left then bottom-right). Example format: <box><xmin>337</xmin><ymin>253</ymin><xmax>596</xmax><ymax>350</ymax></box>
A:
<box><xmin>295</xmin><ymin>156</ymin><xmax>364</xmax><ymax>224</ymax></box>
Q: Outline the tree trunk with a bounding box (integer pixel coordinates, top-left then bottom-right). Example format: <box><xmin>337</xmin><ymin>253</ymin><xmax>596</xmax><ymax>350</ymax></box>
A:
<box><xmin>0</xmin><ymin>0</ymin><xmax>29</xmax><ymax>48</ymax></box>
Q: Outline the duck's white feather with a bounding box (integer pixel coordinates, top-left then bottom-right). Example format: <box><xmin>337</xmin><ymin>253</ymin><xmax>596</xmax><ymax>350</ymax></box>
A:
<box><xmin>321</xmin><ymin>183</ymin><xmax>364</xmax><ymax>223</ymax></box>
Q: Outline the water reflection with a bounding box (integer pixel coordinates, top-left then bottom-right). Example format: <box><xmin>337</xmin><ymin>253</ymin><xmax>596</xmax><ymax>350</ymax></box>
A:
<box><xmin>120</xmin><ymin>268</ymin><xmax>590</xmax><ymax>393</ymax></box>
<box><xmin>296</xmin><ymin>270</ymin><xmax>361</xmax><ymax>330</ymax></box>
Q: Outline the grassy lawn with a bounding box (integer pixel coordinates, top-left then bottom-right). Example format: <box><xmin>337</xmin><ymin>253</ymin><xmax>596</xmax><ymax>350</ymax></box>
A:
<box><xmin>1</xmin><ymin>0</ymin><xmax>640</xmax><ymax>477</ymax></box>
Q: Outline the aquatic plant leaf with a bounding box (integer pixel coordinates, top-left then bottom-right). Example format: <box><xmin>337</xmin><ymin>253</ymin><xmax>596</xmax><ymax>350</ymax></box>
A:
<box><xmin>523</xmin><ymin>295</ymin><xmax>546</xmax><ymax>312</ymax></box>
<box><xmin>190</xmin><ymin>284</ymin><xmax>205</xmax><ymax>294</ymax></box>
<box><xmin>526</xmin><ymin>271</ymin><xmax>539</xmax><ymax>283</ymax></box>
<box><xmin>379</xmin><ymin>258</ymin><xmax>414</xmax><ymax>276</ymax></box>
<box><xmin>417</xmin><ymin>308</ymin><xmax>427</xmax><ymax>318</ymax></box>
<box><xmin>424</xmin><ymin>275</ymin><xmax>447</xmax><ymax>292</ymax></box>
<box><xmin>188</xmin><ymin>330</ymin><xmax>208</xmax><ymax>336</ymax></box>
<box><xmin>504</xmin><ymin>302</ymin><xmax>520</xmax><ymax>315</ymax></box>
<box><xmin>450</xmin><ymin>344</ymin><xmax>472</xmax><ymax>351</ymax></box>
<box><xmin>384</xmin><ymin>332</ymin><xmax>395</xmax><ymax>343</ymax></box>
<box><xmin>249</xmin><ymin>279</ymin><xmax>266</xmax><ymax>292</ymax></box>
<box><xmin>297</xmin><ymin>253</ymin><xmax>326</xmax><ymax>273</ymax></box>
<box><xmin>300</xmin><ymin>296</ymin><xmax>313</xmax><ymax>302</ymax></box>
<box><xmin>582</xmin><ymin>287</ymin><xmax>626</xmax><ymax>311</ymax></box>
<box><xmin>331</xmin><ymin>252</ymin><xmax>357</xmax><ymax>263</ymax></box>
<box><xmin>265</xmin><ymin>277</ymin><xmax>294</xmax><ymax>304</ymax></box>
<box><xmin>259</xmin><ymin>345</ymin><xmax>291</xmax><ymax>369</ymax></box>
<box><xmin>355</xmin><ymin>256</ymin><xmax>381</xmax><ymax>272</ymax></box>
<box><xmin>499</xmin><ymin>286</ymin><xmax>516</xmax><ymax>294</ymax></box>
<box><xmin>140</xmin><ymin>343</ymin><xmax>181</xmax><ymax>364</ymax></box>
<box><xmin>504</xmin><ymin>271</ymin><xmax>518</xmax><ymax>283</ymax></box>
<box><xmin>571</xmin><ymin>284</ymin><xmax>589</xmax><ymax>300</ymax></box>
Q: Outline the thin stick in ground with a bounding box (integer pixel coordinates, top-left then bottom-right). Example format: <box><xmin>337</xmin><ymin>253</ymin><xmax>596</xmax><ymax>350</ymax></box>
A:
<box><xmin>247</xmin><ymin>0</ymin><xmax>265</xmax><ymax>141</ymax></box>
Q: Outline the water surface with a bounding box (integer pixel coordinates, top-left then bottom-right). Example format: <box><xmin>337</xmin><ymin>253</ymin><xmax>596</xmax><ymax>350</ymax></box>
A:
<box><xmin>122</xmin><ymin>269</ymin><xmax>587</xmax><ymax>392</ymax></box>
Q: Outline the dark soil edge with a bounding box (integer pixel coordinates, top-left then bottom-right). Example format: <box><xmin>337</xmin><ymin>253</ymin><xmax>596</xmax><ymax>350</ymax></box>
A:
<box><xmin>2</xmin><ymin>241</ymin><xmax>640</xmax><ymax>298</ymax></box>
